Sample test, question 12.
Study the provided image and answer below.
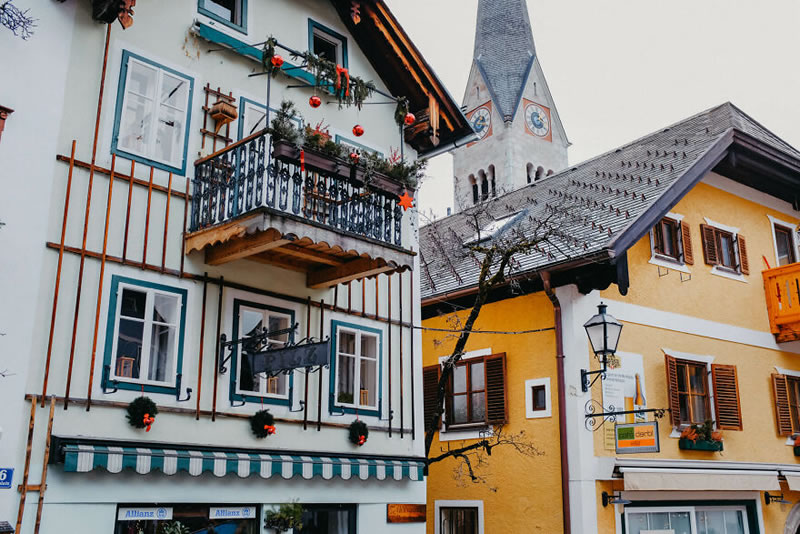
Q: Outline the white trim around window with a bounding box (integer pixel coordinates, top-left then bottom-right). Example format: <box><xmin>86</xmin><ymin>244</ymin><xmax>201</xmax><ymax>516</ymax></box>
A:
<box><xmin>648</xmin><ymin>212</ymin><xmax>691</xmax><ymax>273</ymax></box>
<box><xmin>663</xmin><ymin>348</ymin><xmax>716</xmax><ymax>437</ymax></box>
<box><xmin>434</xmin><ymin>500</ymin><xmax>484</xmax><ymax>534</ymax></box>
<box><xmin>437</xmin><ymin>348</ymin><xmax>493</xmax><ymax>441</ymax></box>
<box><xmin>524</xmin><ymin>377</ymin><xmax>552</xmax><ymax>419</ymax></box>
<box><xmin>702</xmin><ymin>217</ymin><xmax>748</xmax><ymax>283</ymax></box>
<box><xmin>767</xmin><ymin>214</ymin><xmax>799</xmax><ymax>267</ymax></box>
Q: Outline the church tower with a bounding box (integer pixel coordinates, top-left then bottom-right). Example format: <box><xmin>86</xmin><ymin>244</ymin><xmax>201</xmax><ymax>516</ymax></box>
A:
<box><xmin>452</xmin><ymin>0</ymin><xmax>569</xmax><ymax>212</ymax></box>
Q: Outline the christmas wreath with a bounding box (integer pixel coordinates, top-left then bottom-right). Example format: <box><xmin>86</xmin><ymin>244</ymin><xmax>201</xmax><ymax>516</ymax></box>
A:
<box><xmin>126</xmin><ymin>396</ymin><xmax>158</xmax><ymax>431</ymax></box>
<box><xmin>348</xmin><ymin>420</ymin><xmax>369</xmax><ymax>446</ymax></box>
<box><xmin>250</xmin><ymin>409</ymin><xmax>277</xmax><ymax>438</ymax></box>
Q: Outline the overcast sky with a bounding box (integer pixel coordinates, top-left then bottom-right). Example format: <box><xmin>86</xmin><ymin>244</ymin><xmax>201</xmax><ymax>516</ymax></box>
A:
<box><xmin>384</xmin><ymin>0</ymin><xmax>800</xmax><ymax>220</ymax></box>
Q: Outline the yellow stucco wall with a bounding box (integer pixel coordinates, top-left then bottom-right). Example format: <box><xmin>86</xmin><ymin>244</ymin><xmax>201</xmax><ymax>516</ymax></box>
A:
<box><xmin>421</xmin><ymin>292</ymin><xmax>563</xmax><ymax>533</ymax></box>
<box><xmin>591</xmin><ymin>176</ymin><xmax>800</xmax><ymax>532</ymax></box>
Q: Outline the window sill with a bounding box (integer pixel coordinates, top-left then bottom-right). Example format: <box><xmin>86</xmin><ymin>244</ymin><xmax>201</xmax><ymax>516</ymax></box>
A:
<box><xmin>439</xmin><ymin>425</ymin><xmax>493</xmax><ymax>442</ymax></box>
<box><xmin>111</xmin><ymin>146</ymin><xmax>186</xmax><ymax>176</ymax></box>
<box><xmin>109</xmin><ymin>379</ymin><xmax>178</xmax><ymax>396</ymax></box>
<box><xmin>232</xmin><ymin>392</ymin><xmax>291</xmax><ymax>407</ymax></box>
<box><xmin>649</xmin><ymin>255</ymin><xmax>690</xmax><ymax>274</ymax></box>
<box><xmin>710</xmin><ymin>266</ymin><xmax>747</xmax><ymax>283</ymax></box>
<box><xmin>329</xmin><ymin>404</ymin><xmax>380</xmax><ymax>418</ymax></box>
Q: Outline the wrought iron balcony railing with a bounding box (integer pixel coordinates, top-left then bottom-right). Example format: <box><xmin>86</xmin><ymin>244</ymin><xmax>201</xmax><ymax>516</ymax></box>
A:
<box><xmin>190</xmin><ymin>131</ymin><xmax>407</xmax><ymax>248</ymax></box>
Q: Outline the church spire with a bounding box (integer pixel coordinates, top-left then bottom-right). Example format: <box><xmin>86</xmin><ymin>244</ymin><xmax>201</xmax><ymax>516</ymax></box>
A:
<box><xmin>474</xmin><ymin>0</ymin><xmax>536</xmax><ymax>121</ymax></box>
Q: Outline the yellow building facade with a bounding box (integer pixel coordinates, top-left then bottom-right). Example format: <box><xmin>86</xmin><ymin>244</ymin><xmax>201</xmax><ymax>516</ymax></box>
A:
<box><xmin>420</xmin><ymin>104</ymin><xmax>800</xmax><ymax>534</ymax></box>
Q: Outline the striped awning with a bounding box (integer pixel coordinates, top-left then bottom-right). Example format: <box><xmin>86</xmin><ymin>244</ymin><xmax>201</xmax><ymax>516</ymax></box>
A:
<box><xmin>60</xmin><ymin>442</ymin><xmax>425</xmax><ymax>482</ymax></box>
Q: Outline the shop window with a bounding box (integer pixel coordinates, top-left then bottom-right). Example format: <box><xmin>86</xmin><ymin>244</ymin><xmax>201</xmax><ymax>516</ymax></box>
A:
<box><xmin>700</xmin><ymin>222</ymin><xmax>749</xmax><ymax>275</ymax></box>
<box><xmin>439</xmin><ymin>353</ymin><xmax>507</xmax><ymax>430</ymax></box>
<box><xmin>114</xmin><ymin>504</ymin><xmax>258</xmax><ymax>534</ymax></box>
<box><xmin>330</xmin><ymin>321</ymin><xmax>381</xmax><ymax>416</ymax></box>
<box><xmin>524</xmin><ymin>377</ymin><xmax>551</xmax><ymax>419</ymax></box>
<box><xmin>665</xmin><ymin>355</ymin><xmax>742</xmax><ymax>430</ymax></box>
<box><xmin>309</xmin><ymin>20</ymin><xmax>348</xmax><ymax>67</ymax></box>
<box><xmin>439</xmin><ymin>507</ymin><xmax>479</xmax><ymax>534</ymax></box>
<box><xmin>297</xmin><ymin>504</ymin><xmax>356</xmax><ymax>534</ymax></box>
<box><xmin>103</xmin><ymin>276</ymin><xmax>187</xmax><ymax>395</ymax></box>
<box><xmin>198</xmin><ymin>0</ymin><xmax>247</xmax><ymax>33</ymax></box>
<box><xmin>774</xmin><ymin>224</ymin><xmax>797</xmax><ymax>266</ymax></box>
<box><xmin>112</xmin><ymin>51</ymin><xmax>194</xmax><ymax>175</ymax></box>
<box><xmin>230</xmin><ymin>299</ymin><xmax>294</xmax><ymax>405</ymax></box>
<box><xmin>625</xmin><ymin>506</ymin><xmax>748</xmax><ymax>534</ymax></box>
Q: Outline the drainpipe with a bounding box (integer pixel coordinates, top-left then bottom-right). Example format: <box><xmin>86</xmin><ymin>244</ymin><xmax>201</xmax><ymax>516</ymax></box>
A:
<box><xmin>541</xmin><ymin>271</ymin><xmax>571</xmax><ymax>534</ymax></box>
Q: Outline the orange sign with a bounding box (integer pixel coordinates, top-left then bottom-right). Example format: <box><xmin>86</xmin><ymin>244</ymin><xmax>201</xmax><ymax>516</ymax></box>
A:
<box><xmin>386</xmin><ymin>504</ymin><xmax>426</xmax><ymax>523</ymax></box>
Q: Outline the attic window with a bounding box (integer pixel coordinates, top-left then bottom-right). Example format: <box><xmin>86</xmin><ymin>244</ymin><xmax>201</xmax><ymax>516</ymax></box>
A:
<box><xmin>464</xmin><ymin>213</ymin><xmax>519</xmax><ymax>245</ymax></box>
<box><xmin>309</xmin><ymin>20</ymin><xmax>348</xmax><ymax>67</ymax></box>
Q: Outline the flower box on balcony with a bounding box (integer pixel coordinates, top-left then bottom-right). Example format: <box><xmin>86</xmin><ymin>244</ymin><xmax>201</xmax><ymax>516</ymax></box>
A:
<box><xmin>272</xmin><ymin>139</ymin><xmax>408</xmax><ymax>196</ymax></box>
<box><xmin>793</xmin><ymin>445</ymin><xmax>800</xmax><ymax>457</ymax></box>
<box><xmin>678</xmin><ymin>438</ymin><xmax>723</xmax><ymax>452</ymax></box>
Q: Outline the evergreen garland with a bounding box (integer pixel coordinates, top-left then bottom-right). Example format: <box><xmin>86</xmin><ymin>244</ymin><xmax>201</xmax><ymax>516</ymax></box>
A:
<box><xmin>250</xmin><ymin>409</ymin><xmax>276</xmax><ymax>438</ymax></box>
<box><xmin>261</xmin><ymin>37</ymin><xmax>282</xmax><ymax>78</ymax></box>
<box><xmin>126</xmin><ymin>396</ymin><xmax>158</xmax><ymax>429</ymax></box>
<box><xmin>348</xmin><ymin>420</ymin><xmax>369</xmax><ymax>446</ymax></box>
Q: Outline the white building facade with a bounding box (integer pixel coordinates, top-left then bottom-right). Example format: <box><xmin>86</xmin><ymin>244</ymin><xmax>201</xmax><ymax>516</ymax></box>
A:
<box><xmin>0</xmin><ymin>1</ymin><xmax>473</xmax><ymax>532</ymax></box>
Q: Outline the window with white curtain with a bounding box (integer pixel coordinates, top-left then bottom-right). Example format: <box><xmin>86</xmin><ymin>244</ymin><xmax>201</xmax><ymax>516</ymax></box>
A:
<box><xmin>625</xmin><ymin>506</ymin><xmax>749</xmax><ymax>534</ymax></box>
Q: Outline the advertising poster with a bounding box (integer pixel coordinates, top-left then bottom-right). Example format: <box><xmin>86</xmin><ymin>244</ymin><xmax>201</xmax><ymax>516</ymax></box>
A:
<box><xmin>602</xmin><ymin>352</ymin><xmax>647</xmax><ymax>450</ymax></box>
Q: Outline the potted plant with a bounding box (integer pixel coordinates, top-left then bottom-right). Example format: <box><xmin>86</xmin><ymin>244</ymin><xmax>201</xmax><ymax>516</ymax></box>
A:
<box><xmin>678</xmin><ymin>420</ymin><xmax>723</xmax><ymax>452</ymax></box>
<box><xmin>792</xmin><ymin>435</ymin><xmax>800</xmax><ymax>456</ymax></box>
<box><xmin>264</xmin><ymin>502</ymin><xmax>303</xmax><ymax>533</ymax></box>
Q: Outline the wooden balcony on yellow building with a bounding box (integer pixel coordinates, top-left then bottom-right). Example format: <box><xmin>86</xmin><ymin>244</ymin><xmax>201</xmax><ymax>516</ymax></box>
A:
<box><xmin>763</xmin><ymin>261</ymin><xmax>800</xmax><ymax>342</ymax></box>
<box><xmin>185</xmin><ymin>132</ymin><xmax>414</xmax><ymax>289</ymax></box>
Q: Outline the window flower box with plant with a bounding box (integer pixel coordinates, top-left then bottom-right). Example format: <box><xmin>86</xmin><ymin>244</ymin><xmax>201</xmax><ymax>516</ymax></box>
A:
<box><xmin>679</xmin><ymin>420</ymin><xmax>723</xmax><ymax>452</ymax></box>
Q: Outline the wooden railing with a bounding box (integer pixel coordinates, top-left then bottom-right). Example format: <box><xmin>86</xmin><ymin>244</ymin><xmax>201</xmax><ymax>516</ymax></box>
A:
<box><xmin>190</xmin><ymin>132</ymin><xmax>407</xmax><ymax>248</ymax></box>
<box><xmin>763</xmin><ymin>261</ymin><xmax>800</xmax><ymax>340</ymax></box>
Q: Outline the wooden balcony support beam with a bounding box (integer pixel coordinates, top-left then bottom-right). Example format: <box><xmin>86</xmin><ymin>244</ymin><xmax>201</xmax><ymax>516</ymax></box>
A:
<box><xmin>308</xmin><ymin>258</ymin><xmax>395</xmax><ymax>289</ymax></box>
<box><xmin>277</xmin><ymin>244</ymin><xmax>346</xmax><ymax>266</ymax></box>
<box><xmin>205</xmin><ymin>228</ymin><xmax>291</xmax><ymax>265</ymax></box>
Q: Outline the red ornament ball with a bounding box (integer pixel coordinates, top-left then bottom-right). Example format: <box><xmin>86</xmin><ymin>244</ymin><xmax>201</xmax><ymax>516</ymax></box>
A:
<box><xmin>352</xmin><ymin>124</ymin><xmax>365</xmax><ymax>137</ymax></box>
<box><xmin>309</xmin><ymin>95</ymin><xmax>322</xmax><ymax>108</ymax></box>
<box><xmin>349</xmin><ymin>152</ymin><xmax>360</xmax><ymax>164</ymax></box>
<box><xmin>270</xmin><ymin>54</ymin><xmax>284</xmax><ymax>68</ymax></box>
<box><xmin>404</xmin><ymin>112</ymin><xmax>416</xmax><ymax>126</ymax></box>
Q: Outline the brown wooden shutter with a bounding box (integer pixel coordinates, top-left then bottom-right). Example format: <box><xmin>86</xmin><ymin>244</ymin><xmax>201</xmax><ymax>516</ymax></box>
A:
<box><xmin>485</xmin><ymin>353</ymin><xmax>508</xmax><ymax>425</ymax></box>
<box><xmin>681</xmin><ymin>221</ymin><xmax>694</xmax><ymax>265</ymax></box>
<box><xmin>700</xmin><ymin>224</ymin><xmax>719</xmax><ymax>266</ymax></box>
<box><xmin>423</xmin><ymin>365</ymin><xmax>441</xmax><ymax>431</ymax></box>
<box><xmin>711</xmin><ymin>364</ymin><xmax>742</xmax><ymax>430</ymax></box>
<box><xmin>772</xmin><ymin>373</ymin><xmax>794</xmax><ymax>436</ymax></box>
<box><xmin>737</xmin><ymin>235</ymin><xmax>749</xmax><ymax>274</ymax></box>
<box><xmin>665</xmin><ymin>354</ymin><xmax>681</xmax><ymax>427</ymax></box>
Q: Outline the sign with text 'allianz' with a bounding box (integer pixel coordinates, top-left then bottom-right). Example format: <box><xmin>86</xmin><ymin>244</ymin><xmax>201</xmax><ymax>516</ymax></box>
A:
<box><xmin>118</xmin><ymin>507</ymin><xmax>173</xmax><ymax>521</ymax></box>
<box><xmin>615</xmin><ymin>421</ymin><xmax>660</xmax><ymax>454</ymax></box>
<box><xmin>210</xmin><ymin>507</ymin><xmax>257</xmax><ymax>519</ymax></box>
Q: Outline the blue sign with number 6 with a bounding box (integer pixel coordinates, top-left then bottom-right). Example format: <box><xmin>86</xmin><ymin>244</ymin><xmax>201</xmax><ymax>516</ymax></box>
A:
<box><xmin>0</xmin><ymin>468</ymin><xmax>13</xmax><ymax>489</ymax></box>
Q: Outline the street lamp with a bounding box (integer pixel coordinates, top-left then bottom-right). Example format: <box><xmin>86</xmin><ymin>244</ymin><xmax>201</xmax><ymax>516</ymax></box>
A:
<box><xmin>581</xmin><ymin>302</ymin><xmax>622</xmax><ymax>392</ymax></box>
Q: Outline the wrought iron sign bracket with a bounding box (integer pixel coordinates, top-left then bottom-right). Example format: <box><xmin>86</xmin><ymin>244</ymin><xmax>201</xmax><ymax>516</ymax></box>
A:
<box><xmin>581</xmin><ymin>358</ymin><xmax>608</xmax><ymax>393</ymax></box>
<box><xmin>218</xmin><ymin>323</ymin><xmax>299</xmax><ymax>374</ymax></box>
<box><xmin>584</xmin><ymin>399</ymin><xmax>668</xmax><ymax>431</ymax></box>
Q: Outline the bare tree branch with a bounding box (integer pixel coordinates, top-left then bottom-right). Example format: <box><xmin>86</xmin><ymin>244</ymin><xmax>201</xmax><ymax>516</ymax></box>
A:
<box><xmin>1</xmin><ymin>1</ymin><xmax>36</xmax><ymax>40</ymax></box>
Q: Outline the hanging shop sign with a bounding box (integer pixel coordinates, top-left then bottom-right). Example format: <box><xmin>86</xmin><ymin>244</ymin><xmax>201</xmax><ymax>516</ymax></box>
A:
<box><xmin>386</xmin><ymin>504</ymin><xmax>426</xmax><ymax>523</ymax></box>
<box><xmin>117</xmin><ymin>507</ymin><xmax>173</xmax><ymax>521</ymax></box>
<box><xmin>616</xmin><ymin>421</ymin><xmax>660</xmax><ymax>454</ymax></box>
<box><xmin>209</xmin><ymin>507</ymin><xmax>257</xmax><ymax>519</ymax></box>
<box><xmin>245</xmin><ymin>339</ymin><xmax>330</xmax><ymax>375</ymax></box>
<box><xmin>602</xmin><ymin>352</ymin><xmax>647</xmax><ymax>449</ymax></box>
<box><xmin>0</xmin><ymin>468</ymin><xmax>13</xmax><ymax>489</ymax></box>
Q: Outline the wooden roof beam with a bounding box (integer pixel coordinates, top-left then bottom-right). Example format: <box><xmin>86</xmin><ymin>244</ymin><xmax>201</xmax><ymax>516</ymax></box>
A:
<box><xmin>205</xmin><ymin>228</ymin><xmax>291</xmax><ymax>265</ymax></box>
<box><xmin>307</xmin><ymin>257</ymin><xmax>396</xmax><ymax>289</ymax></box>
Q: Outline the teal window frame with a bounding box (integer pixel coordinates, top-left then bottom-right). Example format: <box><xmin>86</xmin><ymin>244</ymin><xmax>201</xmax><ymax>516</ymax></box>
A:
<box><xmin>308</xmin><ymin>19</ymin><xmax>349</xmax><ymax>69</ymax></box>
<box><xmin>329</xmin><ymin>320</ymin><xmax>382</xmax><ymax>417</ymax></box>
<box><xmin>102</xmin><ymin>275</ymin><xmax>188</xmax><ymax>395</ymax></box>
<box><xmin>198</xmin><ymin>0</ymin><xmax>247</xmax><ymax>34</ymax></box>
<box><xmin>334</xmin><ymin>135</ymin><xmax>382</xmax><ymax>158</ymax></box>
<box><xmin>238</xmin><ymin>97</ymin><xmax>302</xmax><ymax>140</ymax></box>
<box><xmin>229</xmin><ymin>299</ymin><xmax>295</xmax><ymax>407</ymax></box>
<box><xmin>111</xmin><ymin>50</ymin><xmax>195</xmax><ymax>176</ymax></box>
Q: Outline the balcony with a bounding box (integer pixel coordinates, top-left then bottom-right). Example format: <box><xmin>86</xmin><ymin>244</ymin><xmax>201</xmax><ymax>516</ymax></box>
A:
<box><xmin>185</xmin><ymin>131</ymin><xmax>414</xmax><ymax>288</ymax></box>
<box><xmin>763</xmin><ymin>262</ymin><xmax>800</xmax><ymax>342</ymax></box>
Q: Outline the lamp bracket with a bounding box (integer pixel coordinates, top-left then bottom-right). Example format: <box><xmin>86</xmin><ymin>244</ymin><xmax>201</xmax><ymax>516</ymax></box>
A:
<box><xmin>584</xmin><ymin>399</ymin><xmax>669</xmax><ymax>431</ymax></box>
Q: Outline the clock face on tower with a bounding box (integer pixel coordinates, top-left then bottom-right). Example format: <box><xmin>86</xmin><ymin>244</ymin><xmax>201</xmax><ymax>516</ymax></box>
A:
<box><xmin>466</xmin><ymin>102</ymin><xmax>493</xmax><ymax>144</ymax></box>
<box><xmin>524</xmin><ymin>102</ymin><xmax>551</xmax><ymax>139</ymax></box>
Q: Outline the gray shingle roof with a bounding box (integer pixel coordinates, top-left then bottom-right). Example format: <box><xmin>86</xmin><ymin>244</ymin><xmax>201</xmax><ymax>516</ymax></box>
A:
<box><xmin>420</xmin><ymin>102</ymin><xmax>800</xmax><ymax>300</ymax></box>
<box><xmin>474</xmin><ymin>0</ymin><xmax>535</xmax><ymax>120</ymax></box>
